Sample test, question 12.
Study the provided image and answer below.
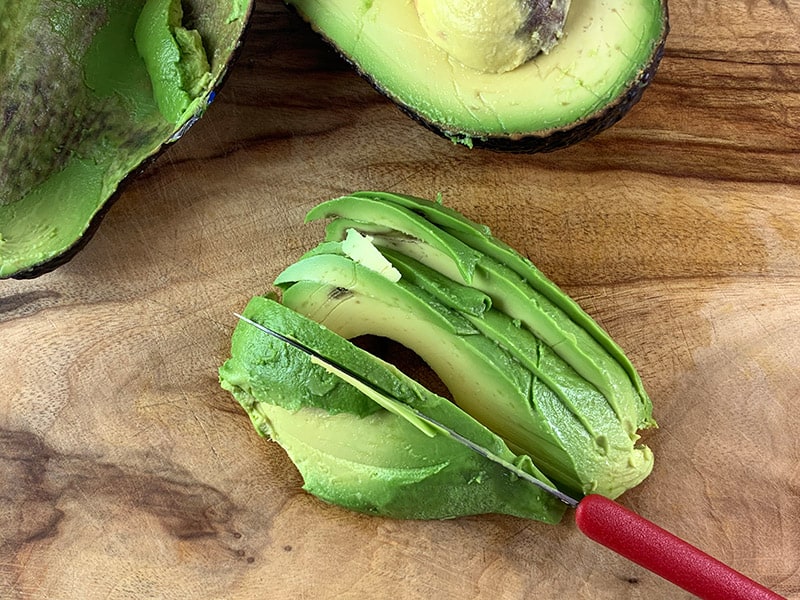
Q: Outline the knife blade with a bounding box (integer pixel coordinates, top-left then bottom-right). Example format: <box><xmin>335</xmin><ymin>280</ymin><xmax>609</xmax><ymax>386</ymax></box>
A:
<box><xmin>234</xmin><ymin>312</ymin><xmax>785</xmax><ymax>600</ymax></box>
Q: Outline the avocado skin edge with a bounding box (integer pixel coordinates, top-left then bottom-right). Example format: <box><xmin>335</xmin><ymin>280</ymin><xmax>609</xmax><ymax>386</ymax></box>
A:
<box><xmin>285</xmin><ymin>1</ymin><xmax>669</xmax><ymax>153</ymax></box>
<box><xmin>3</xmin><ymin>1</ymin><xmax>255</xmax><ymax>280</ymax></box>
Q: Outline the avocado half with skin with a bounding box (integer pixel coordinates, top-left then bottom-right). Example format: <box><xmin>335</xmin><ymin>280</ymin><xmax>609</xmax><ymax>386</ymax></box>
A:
<box><xmin>286</xmin><ymin>0</ymin><xmax>669</xmax><ymax>151</ymax></box>
<box><xmin>0</xmin><ymin>0</ymin><xmax>253</xmax><ymax>279</ymax></box>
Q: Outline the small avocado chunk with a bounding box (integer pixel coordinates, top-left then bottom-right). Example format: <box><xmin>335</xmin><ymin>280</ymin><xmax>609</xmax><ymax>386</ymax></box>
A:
<box><xmin>415</xmin><ymin>0</ymin><xmax>570</xmax><ymax>74</ymax></box>
<box><xmin>0</xmin><ymin>0</ymin><xmax>252</xmax><ymax>279</ymax></box>
<box><xmin>219</xmin><ymin>295</ymin><xmax>567</xmax><ymax>522</ymax></box>
<box><xmin>286</xmin><ymin>0</ymin><xmax>668</xmax><ymax>151</ymax></box>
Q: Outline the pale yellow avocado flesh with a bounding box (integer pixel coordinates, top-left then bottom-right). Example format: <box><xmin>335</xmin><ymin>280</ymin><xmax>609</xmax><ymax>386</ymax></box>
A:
<box><xmin>287</xmin><ymin>0</ymin><xmax>666</xmax><ymax>137</ymax></box>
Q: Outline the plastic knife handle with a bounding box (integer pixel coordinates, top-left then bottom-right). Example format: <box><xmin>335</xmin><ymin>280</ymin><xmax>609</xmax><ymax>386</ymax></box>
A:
<box><xmin>575</xmin><ymin>494</ymin><xmax>786</xmax><ymax>600</ymax></box>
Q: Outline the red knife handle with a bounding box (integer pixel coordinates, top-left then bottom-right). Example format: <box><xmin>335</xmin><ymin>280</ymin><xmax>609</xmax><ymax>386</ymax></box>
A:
<box><xmin>575</xmin><ymin>494</ymin><xmax>785</xmax><ymax>600</ymax></box>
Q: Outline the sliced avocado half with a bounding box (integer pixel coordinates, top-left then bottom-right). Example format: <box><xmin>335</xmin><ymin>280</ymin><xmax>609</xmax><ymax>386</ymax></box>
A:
<box><xmin>0</xmin><ymin>0</ymin><xmax>253</xmax><ymax>279</ymax></box>
<box><xmin>220</xmin><ymin>192</ymin><xmax>656</xmax><ymax>520</ymax></box>
<box><xmin>286</xmin><ymin>0</ymin><xmax>668</xmax><ymax>151</ymax></box>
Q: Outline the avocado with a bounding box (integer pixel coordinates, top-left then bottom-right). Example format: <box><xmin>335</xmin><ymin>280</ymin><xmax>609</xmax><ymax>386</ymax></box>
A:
<box><xmin>285</xmin><ymin>0</ymin><xmax>668</xmax><ymax>151</ymax></box>
<box><xmin>0</xmin><ymin>0</ymin><xmax>252</xmax><ymax>279</ymax></box>
<box><xmin>276</xmin><ymin>236</ymin><xmax>653</xmax><ymax>498</ymax></box>
<box><xmin>220</xmin><ymin>191</ymin><xmax>655</xmax><ymax>518</ymax></box>
<box><xmin>307</xmin><ymin>193</ymin><xmax>653</xmax><ymax>434</ymax></box>
<box><xmin>219</xmin><ymin>295</ymin><xmax>567</xmax><ymax>522</ymax></box>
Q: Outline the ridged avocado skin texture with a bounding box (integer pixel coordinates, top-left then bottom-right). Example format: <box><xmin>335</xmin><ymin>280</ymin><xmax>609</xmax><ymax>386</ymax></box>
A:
<box><xmin>0</xmin><ymin>0</ymin><xmax>253</xmax><ymax>279</ymax></box>
<box><xmin>286</xmin><ymin>0</ymin><xmax>669</xmax><ymax>152</ymax></box>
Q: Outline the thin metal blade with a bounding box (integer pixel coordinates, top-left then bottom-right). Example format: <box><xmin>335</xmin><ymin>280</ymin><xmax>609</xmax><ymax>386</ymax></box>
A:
<box><xmin>234</xmin><ymin>312</ymin><xmax>579</xmax><ymax>507</ymax></box>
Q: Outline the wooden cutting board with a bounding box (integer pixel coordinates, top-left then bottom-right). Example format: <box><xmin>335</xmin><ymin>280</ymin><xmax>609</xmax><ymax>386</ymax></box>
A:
<box><xmin>2</xmin><ymin>1</ymin><xmax>799</xmax><ymax>598</ymax></box>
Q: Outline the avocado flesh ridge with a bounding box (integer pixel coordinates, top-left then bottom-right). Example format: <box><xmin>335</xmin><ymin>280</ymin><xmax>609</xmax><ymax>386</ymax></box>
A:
<box><xmin>0</xmin><ymin>0</ymin><xmax>248</xmax><ymax>278</ymax></box>
<box><xmin>135</xmin><ymin>0</ymin><xmax>213</xmax><ymax>125</ymax></box>
<box><xmin>380</xmin><ymin>248</ymin><xmax>653</xmax><ymax>496</ymax></box>
<box><xmin>286</xmin><ymin>0</ymin><xmax>666</xmax><ymax>136</ymax></box>
<box><xmin>310</xmin><ymin>195</ymin><xmax>649</xmax><ymax>434</ymax></box>
<box><xmin>219</xmin><ymin>296</ymin><xmax>566</xmax><ymax>522</ymax></box>
<box><xmin>278</xmin><ymin>251</ymin><xmax>636</xmax><ymax>497</ymax></box>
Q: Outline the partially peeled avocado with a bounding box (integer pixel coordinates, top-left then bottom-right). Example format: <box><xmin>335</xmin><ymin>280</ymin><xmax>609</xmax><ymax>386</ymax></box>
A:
<box><xmin>0</xmin><ymin>0</ymin><xmax>253</xmax><ymax>278</ymax></box>
<box><xmin>287</xmin><ymin>0</ymin><xmax>668</xmax><ymax>150</ymax></box>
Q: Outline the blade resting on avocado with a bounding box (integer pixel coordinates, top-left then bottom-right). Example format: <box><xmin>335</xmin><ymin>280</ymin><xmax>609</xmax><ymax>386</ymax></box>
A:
<box><xmin>220</xmin><ymin>296</ymin><xmax>567</xmax><ymax>522</ymax></box>
<box><xmin>219</xmin><ymin>191</ymin><xmax>656</xmax><ymax>520</ymax></box>
<box><xmin>0</xmin><ymin>0</ymin><xmax>252</xmax><ymax>279</ymax></box>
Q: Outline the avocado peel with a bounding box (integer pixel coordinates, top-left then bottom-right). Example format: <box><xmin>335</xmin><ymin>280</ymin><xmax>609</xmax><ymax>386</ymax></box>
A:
<box><xmin>0</xmin><ymin>0</ymin><xmax>253</xmax><ymax>279</ymax></box>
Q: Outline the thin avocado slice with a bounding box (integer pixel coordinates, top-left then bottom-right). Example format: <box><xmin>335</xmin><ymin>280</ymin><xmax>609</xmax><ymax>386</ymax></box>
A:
<box><xmin>0</xmin><ymin>0</ymin><xmax>252</xmax><ymax>279</ymax></box>
<box><xmin>380</xmin><ymin>247</ymin><xmax>653</xmax><ymax>497</ymax></box>
<box><xmin>359</xmin><ymin>190</ymin><xmax>652</xmax><ymax>418</ymax></box>
<box><xmin>220</xmin><ymin>295</ymin><xmax>567</xmax><ymax>522</ymax></box>
<box><xmin>285</xmin><ymin>0</ymin><xmax>668</xmax><ymax>151</ymax></box>
<box><xmin>305</xmin><ymin>195</ymin><xmax>483</xmax><ymax>283</ymax></box>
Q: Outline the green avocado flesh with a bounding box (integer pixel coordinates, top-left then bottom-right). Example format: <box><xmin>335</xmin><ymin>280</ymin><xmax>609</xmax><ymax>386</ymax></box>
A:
<box><xmin>286</xmin><ymin>0</ymin><xmax>668</xmax><ymax>149</ymax></box>
<box><xmin>0</xmin><ymin>0</ymin><xmax>251</xmax><ymax>278</ymax></box>
<box><xmin>220</xmin><ymin>296</ymin><xmax>566</xmax><ymax>522</ymax></box>
<box><xmin>219</xmin><ymin>192</ymin><xmax>656</xmax><ymax>520</ymax></box>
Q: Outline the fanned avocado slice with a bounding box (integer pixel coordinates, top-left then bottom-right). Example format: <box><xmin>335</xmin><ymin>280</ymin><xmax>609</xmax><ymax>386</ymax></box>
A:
<box><xmin>285</xmin><ymin>0</ymin><xmax>668</xmax><ymax>151</ymax></box>
<box><xmin>0</xmin><ymin>0</ymin><xmax>253</xmax><ymax>279</ymax></box>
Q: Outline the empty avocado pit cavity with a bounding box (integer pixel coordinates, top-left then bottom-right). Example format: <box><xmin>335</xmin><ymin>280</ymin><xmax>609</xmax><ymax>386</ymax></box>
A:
<box><xmin>0</xmin><ymin>0</ymin><xmax>251</xmax><ymax>278</ymax></box>
<box><xmin>414</xmin><ymin>0</ymin><xmax>570</xmax><ymax>73</ymax></box>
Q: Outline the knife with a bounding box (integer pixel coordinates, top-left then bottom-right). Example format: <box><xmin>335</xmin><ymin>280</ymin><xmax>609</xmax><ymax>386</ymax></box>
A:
<box><xmin>235</xmin><ymin>313</ymin><xmax>786</xmax><ymax>600</ymax></box>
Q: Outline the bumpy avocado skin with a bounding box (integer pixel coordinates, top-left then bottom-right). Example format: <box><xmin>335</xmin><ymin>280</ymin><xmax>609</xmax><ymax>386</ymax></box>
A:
<box><xmin>0</xmin><ymin>0</ymin><xmax>252</xmax><ymax>279</ymax></box>
<box><xmin>219</xmin><ymin>295</ymin><xmax>567</xmax><ymax>522</ymax></box>
<box><xmin>286</xmin><ymin>0</ymin><xmax>668</xmax><ymax>152</ymax></box>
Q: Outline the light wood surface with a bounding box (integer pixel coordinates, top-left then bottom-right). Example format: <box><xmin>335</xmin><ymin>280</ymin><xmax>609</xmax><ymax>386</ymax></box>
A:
<box><xmin>2</xmin><ymin>1</ymin><xmax>799</xmax><ymax>598</ymax></box>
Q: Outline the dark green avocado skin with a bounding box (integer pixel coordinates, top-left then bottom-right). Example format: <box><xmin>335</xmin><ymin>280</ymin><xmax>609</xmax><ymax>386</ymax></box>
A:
<box><xmin>290</xmin><ymin>1</ymin><xmax>669</xmax><ymax>153</ymax></box>
<box><xmin>1</xmin><ymin>0</ymin><xmax>254</xmax><ymax>280</ymax></box>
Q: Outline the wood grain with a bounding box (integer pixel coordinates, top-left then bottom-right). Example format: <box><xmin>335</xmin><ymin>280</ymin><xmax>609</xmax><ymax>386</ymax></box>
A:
<box><xmin>2</xmin><ymin>1</ymin><xmax>799</xmax><ymax>598</ymax></box>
